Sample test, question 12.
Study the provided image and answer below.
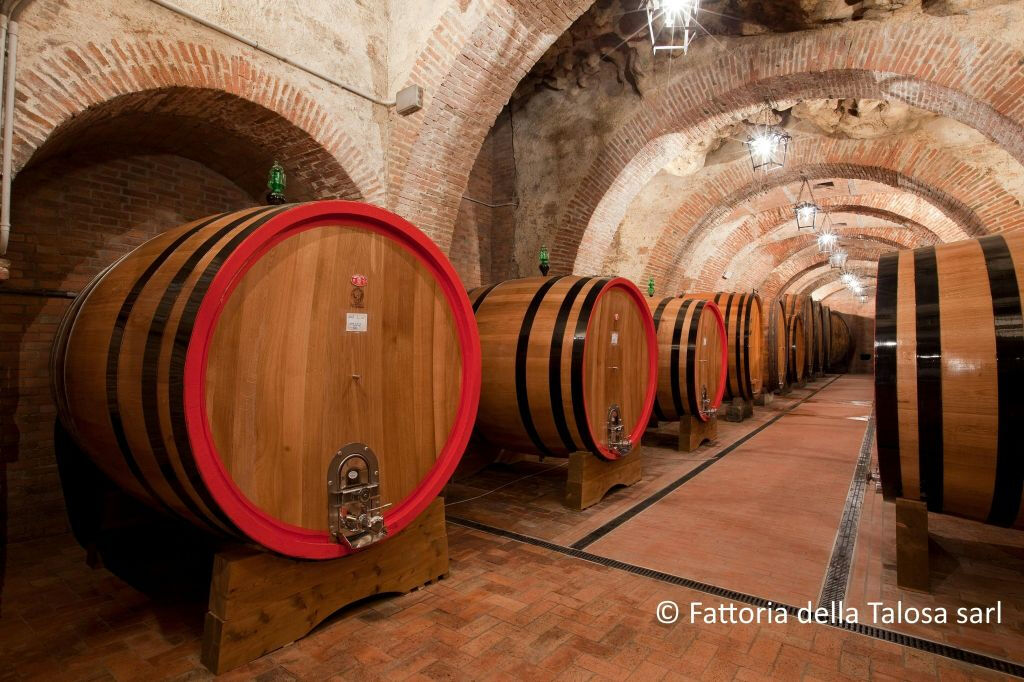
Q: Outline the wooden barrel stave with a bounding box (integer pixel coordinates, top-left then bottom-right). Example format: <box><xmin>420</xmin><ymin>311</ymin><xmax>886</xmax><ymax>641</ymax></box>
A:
<box><xmin>648</xmin><ymin>297</ymin><xmax>728</xmax><ymax>422</ymax></box>
<box><xmin>875</xmin><ymin>233</ymin><xmax>1024</xmax><ymax>529</ymax></box>
<box><xmin>829</xmin><ymin>312</ymin><xmax>851</xmax><ymax>368</ymax></box>
<box><xmin>822</xmin><ymin>305</ymin><xmax>832</xmax><ymax>372</ymax></box>
<box><xmin>53</xmin><ymin>201</ymin><xmax>482</xmax><ymax>558</ymax></box>
<box><xmin>782</xmin><ymin>294</ymin><xmax>813</xmax><ymax>380</ymax></box>
<box><xmin>810</xmin><ymin>300</ymin><xmax>824</xmax><ymax>375</ymax></box>
<box><xmin>787</xmin><ymin>314</ymin><xmax>805</xmax><ymax>385</ymax></box>
<box><xmin>763</xmin><ymin>298</ymin><xmax>788</xmax><ymax>392</ymax></box>
<box><xmin>470</xmin><ymin>276</ymin><xmax>657</xmax><ymax>460</ymax></box>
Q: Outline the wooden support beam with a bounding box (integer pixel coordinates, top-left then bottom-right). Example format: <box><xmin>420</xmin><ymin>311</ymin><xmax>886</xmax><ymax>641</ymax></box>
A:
<box><xmin>895</xmin><ymin>497</ymin><xmax>930</xmax><ymax>593</ymax></box>
<box><xmin>201</xmin><ymin>499</ymin><xmax>449</xmax><ymax>674</ymax></box>
<box><xmin>565</xmin><ymin>450</ymin><xmax>642</xmax><ymax>511</ymax></box>
<box><xmin>678</xmin><ymin>415</ymin><xmax>717</xmax><ymax>452</ymax></box>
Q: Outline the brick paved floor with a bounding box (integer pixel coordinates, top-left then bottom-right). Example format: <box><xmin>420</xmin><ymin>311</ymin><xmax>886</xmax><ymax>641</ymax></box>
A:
<box><xmin>586</xmin><ymin>375</ymin><xmax>873</xmax><ymax>607</ymax></box>
<box><xmin>845</xmin><ymin>451</ymin><xmax>1024</xmax><ymax>665</ymax></box>
<box><xmin>0</xmin><ymin>523</ymin><xmax>1014</xmax><ymax>680</ymax></box>
<box><xmin>444</xmin><ymin>382</ymin><xmax>824</xmax><ymax>546</ymax></box>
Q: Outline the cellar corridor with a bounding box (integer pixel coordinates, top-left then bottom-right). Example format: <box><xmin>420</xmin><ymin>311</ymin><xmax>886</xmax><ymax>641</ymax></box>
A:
<box><xmin>3</xmin><ymin>376</ymin><xmax>1021</xmax><ymax>679</ymax></box>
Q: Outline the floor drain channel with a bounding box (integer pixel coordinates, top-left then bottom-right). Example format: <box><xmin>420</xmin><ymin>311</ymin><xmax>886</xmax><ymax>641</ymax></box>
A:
<box><xmin>818</xmin><ymin>410</ymin><xmax>876</xmax><ymax>606</ymax></box>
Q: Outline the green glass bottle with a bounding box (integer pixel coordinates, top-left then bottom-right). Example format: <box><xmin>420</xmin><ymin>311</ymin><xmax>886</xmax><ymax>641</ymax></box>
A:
<box><xmin>266</xmin><ymin>160</ymin><xmax>287</xmax><ymax>205</ymax></box>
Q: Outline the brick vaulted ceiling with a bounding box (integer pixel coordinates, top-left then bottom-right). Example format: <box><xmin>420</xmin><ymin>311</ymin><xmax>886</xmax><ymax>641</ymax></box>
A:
<box><xmin>491</xmin><ymin>0</ymin><xmax>1024</xmax><ymax>307</ymax></box>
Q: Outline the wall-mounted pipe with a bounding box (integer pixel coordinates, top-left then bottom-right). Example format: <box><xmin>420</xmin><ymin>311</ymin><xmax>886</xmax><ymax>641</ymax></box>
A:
<box><xmin>0</xmin><ymin>15</ymin><xmax>17</xmax><ymax>255</ymax></box>
<box><xmin>0</xmin><ymin>0</ymin><xmax>28</xmax><ymax>257</ymax></box>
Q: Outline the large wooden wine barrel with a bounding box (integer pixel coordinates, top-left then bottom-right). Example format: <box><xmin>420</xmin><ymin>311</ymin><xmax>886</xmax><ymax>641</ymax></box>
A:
<box><xmin>51</xmin><ymin>201</ymin><xmax>482</xmax><ymax>559</ymax></box>
<box><xmin>821</xmin><ymin>305</ymin><xmax>832</xmax><ymax>372</ymax></box>
<box><xmin>829</xmin><ymin>312</ymin><xmax>851</xmax><ymax>368</ymax></box>
<box><xmin>648</xmin><ymin>297</ymin><xmax>727</xmax><ymax>422</ymax></box>
<box><xmin>787</xmin><ymin>314</ymin><xmax>806</xmax><ymax>385</ymax></box>
<box><xmin>875</xmin><ymin>234</ymin><xmax>1024</xmax><ymax>528</ymax></box>
<box><xmin>782</xmin><ymin>294</ymin><xmax>813</xmax><ymax>380</ymax></box>
<box><xmin>469</xmin><ymin>276</ymin><xmax>657</xmax><ymax>460</ymax></box>
<box><xmin>681</xmin><ymin>292</ymin><xmax>763</xmax><ymax>400</ymax></box>
<box><xmin>763</xmin><ymin>298</ymin><xmax>788</xmax><ymax>392</ymax></box>
<box><xmin>810</xmin><ymin>300</ymin><xmax>825</xmax><ymax>375</ymax></box>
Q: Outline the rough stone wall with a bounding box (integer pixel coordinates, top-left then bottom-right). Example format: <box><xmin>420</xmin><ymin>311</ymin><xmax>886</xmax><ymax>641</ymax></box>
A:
<box><xmin>450</xmin><ymin>108</ymin><xmax>519</xmax><ymax>287</ymax></box>
<box><xmin>2</xmin><ymin>154</ymin><xmax>253</xmax><ymax>542</ymax></box>
<box><xmin>451</xmin><ymin>133</ymin><xmax>496</xmax><ymax>288</ymax></box>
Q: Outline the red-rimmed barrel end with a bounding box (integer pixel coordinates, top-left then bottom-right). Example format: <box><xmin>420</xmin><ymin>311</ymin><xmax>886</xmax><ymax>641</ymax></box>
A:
<box><xmin>584</xmin><ymin>277</ymin><xmax>659</xmax><ymax>461</ymax></box>
<box><xmin>181</xmin><ymin>200</ymin><xmax>481</xmax><ymax>559</ymax></box>
<box><xmin>702</xmin><ymin>300</ymin><xmax>729</xmax><ymax>423</ymax></box>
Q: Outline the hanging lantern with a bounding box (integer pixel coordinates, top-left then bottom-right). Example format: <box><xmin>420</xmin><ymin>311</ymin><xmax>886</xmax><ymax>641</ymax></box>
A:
<box><xmin>793</xmin><ymin>177</ymin><xmax>820</xmax><ymax>230</ymax></box>
<box><xmin>829</xmin><ymin>249</ymin><xmax>848</xmax><ymax>270</ymax></box>
<box><xmin>817</xmin><ymin>231</ymin><xmax>837</xmax><ymax>253</ymax></box>
<box><xmin>646</xmin><ymin>0</ymin><xmax>700</xmax><ymax>54</ymax></box>
<box><xmin>539</xmin><ymin>245</ymin><xmax>550</xmax><ymax>276</ymax></box>
<box><xmin>746</xmin><ymin>102</ymin><xmax>790</xmax><ymax>174</ymax></box>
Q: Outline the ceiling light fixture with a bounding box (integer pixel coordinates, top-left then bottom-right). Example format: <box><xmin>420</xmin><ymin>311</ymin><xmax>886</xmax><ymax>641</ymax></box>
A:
<box><xmin>745</xmin><ymin>100</ymin><xmax>790</xmax><ymax>175</ymax></box>
<box><xmin>829</xmin><ymin>249</ymin><xmax>848</xmax><ymax>270</ymax></box>
<box><xmin>646</xmin><ymin>0</ymin><xmax>700</xmax><ymax>54</ymax></box>
<box><xmin>793</xmin><ymin>176</ymin><xmax>820</xmax><ymax>231</ymax></box>
<box><xmin>817</xmin><ymin>230</ymin><xmax>838</xmax><ymax>253</ymax></box>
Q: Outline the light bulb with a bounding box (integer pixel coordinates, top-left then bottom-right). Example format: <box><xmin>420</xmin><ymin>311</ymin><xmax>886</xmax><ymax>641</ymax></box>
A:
<box><xmin>749</xmin><ymin>133</ymin><xmax>776</xmax><ymax>161</ymax></box>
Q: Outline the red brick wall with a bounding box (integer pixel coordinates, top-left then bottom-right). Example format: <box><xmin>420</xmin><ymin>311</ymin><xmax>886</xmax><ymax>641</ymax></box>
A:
<box><xmin>1</xmin><ymin>153</ymin><xmax>254</xmax><ymax>542</ymax></box>
<box><xmin>489</xmin><ymin>110</ymin><xmax>518</xmax><ymax>283</ymax></box>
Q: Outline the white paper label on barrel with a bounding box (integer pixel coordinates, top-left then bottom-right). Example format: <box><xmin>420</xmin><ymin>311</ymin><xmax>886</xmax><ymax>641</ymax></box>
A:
<box><xmin>346</xmin><ymin>313</ymin><xmax>368</xmax><ymax>332</ymax></box>
<box><xmin>611</xmin><ymin>331</ymin><xmax>619</xmax><ymax>346</ymax></box>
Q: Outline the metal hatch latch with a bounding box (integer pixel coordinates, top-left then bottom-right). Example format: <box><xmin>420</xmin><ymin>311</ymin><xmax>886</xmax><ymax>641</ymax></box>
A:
<box><xmin>607</xmin><ymin>404</ymin><xmax>633</xmax><ymax>456</ymax></box>
<box><xmin>701</xmin><ymin>385</ymin><xmax>718</xmax><ymax>419</ymax></box>
<box><xmin>328</xmin><ymin>443</ymin><xmax>390</xmax><ymax>549</ymax></box>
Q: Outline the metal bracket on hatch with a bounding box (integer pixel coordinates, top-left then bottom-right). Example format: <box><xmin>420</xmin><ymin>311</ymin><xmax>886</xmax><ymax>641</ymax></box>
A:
<box><xmin>327</xmin><ymin>443</ymin><xmax>390</xmax><ymax>549</ymax></box>
<box><xmin>606</xmin><ymin>404</ymin><xmax>633</xmax><ymax>456</ymax></box>
<box><xmin>700</xmin><ymin>385</ymin><xmax>718</xmax><ymax>419</ymax></box>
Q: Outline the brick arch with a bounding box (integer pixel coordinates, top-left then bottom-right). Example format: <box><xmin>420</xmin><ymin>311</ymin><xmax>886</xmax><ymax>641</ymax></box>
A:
<box><xmin>552</xmin><ymin>22</ymin><xmax>1024</xmax><ymax>272</ymax></box>
<box><xmin>735</xmin><ymin>237</ymin><xmax>893</xmax><ymax>294</ymax></box>
<box><xmin>390</xmin><ymin>0</ymin><xmax>594</xmax><ymax>248</ymax></box>
<box><xmin>645</xmin><ymin>135</ymin><xmax>1024</xmax><ymax>291</ymax></box>
<box><xmin>790</xmin><ymin>265</ymin><xmax>878</xmax><ymax>299</ymax></box>
<box><xmin>809</xmin><ymin>275</ymin><xmax>878</xmax><ymax>303</ymax></box>
<box><xmin>13</xmin><ymin>38</ymin><xmax>379</xmax><ymax>201</ymax></box>
<box><xmin>692</xmin><ymin>194</ymin><xmax>943</xmax><ymax>289</ymax></box>
<box><xmin>758</xmin><ymin>247</ymin><xmax>884</xmax><ymax>302</ymax></box>
<box><xmin>692</xmin><ymin>191</ymin><xmax>946</xmax><ymax>286</ymax></box>
<box><xmin>727</xmin><ymin>232</ymin><xmax>909</xmax><ymax>294</ymax></box>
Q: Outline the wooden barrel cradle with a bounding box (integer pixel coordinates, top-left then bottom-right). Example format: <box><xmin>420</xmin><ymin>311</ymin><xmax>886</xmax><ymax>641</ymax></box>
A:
<box><xmin>810</xmin><ymin>300</ymin><xmax>825</xmax><ymax>375</ymax></box>
<box><xmin>681</xmin><ymin>292</ymin><xmax>763</xmax><ymax>401</ymax></box>
<box><xmin>787</xmin><ymin>314</ymin><xmax>806</xmax><ymax>385</ymax></box>
<box><xmin>469</xmin><ymin>276</ymin><xmax>657</xmax><ymax>460</ymax></box>
<box><xmin>875</xmin><ymin>233</ymin><xmax>1024</xmax><ymax>528</ymax></box>
<box><xmin>647</xmin><ymin>297</ymin><xmax>727</xmax><ymax>422</ymax></box>
<box><xmin>763</xmin><ymin>298</ymin><xmax>788</xmax><ymax>392</ymax></box>
<box><xmin>829</xmin><ymin>312</ymin><xmax>852</xmax><ymax>368</ymax></box>
<box><xmin>782</xmin><ymin>293</ymin><xmax>813</xmax><ymax>380</ymax></box>
<box><xmin>51</xmin><ymin>201</ymin><xmax>482</xmax><ymax>559</ymax></box>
